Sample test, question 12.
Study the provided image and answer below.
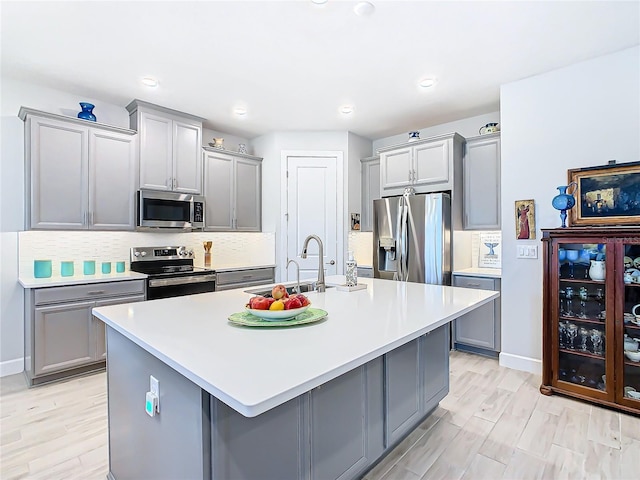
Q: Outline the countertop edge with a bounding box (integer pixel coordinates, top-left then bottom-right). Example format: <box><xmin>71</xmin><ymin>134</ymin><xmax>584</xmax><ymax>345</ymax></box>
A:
<box><xmin>94</xmin><ymin>277</ymin><xmax>499</xmax><ymax>417</ymax></box>
<box><xmin>453</xmin><ymin>268</ymin><xmax>502</xmax><ymax>279</ymax></box>
<box><xmin>19</xmin><ymin>272</ymin><xmax>148</xmax><ymax>288</ymax></box>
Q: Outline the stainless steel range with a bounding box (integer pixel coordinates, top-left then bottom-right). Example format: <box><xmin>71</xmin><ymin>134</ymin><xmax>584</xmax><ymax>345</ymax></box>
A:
<box><xmin>130</xmin><ymin>246</ymin><xmax>216</xmax><ymax>300</ymax></box>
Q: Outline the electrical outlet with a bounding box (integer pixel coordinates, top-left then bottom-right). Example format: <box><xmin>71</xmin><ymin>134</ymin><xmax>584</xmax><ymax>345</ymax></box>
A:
<box><xmin>150</xmin><ymin>375</ymin><xmax>160</xmax><ymax>413</ymax></box>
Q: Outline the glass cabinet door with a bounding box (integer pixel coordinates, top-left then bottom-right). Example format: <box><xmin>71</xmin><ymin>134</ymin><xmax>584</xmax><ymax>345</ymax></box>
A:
<box><xmin>621</xmin><ymin>241</ymin><xmax>640</xmax><ymax>404</ymax></box>
<box><xmin>556</xmin><ymin>241</ymin><xmax>608</xmax><ymax>394</ymax></box>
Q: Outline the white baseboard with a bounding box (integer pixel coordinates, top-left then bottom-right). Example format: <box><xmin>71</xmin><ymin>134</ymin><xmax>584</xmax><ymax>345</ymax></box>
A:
<box><xmin>499</xmin><ymin>352</ymin><xmax>542</xmax><ymax>375</ymax></box>
<box><xmin>0</xmin><ymin>358</ymin><xmax>24</xmax><ymax>377</ymax></box>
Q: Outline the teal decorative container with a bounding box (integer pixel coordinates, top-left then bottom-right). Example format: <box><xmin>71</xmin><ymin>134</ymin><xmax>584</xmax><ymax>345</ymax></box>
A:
<box><xmin>101</xmin><ymin>262</ymin><xmax>111</xmax><ymax>274</ymax></box>
<box><xmin>83</xmin><ymin>260</ymin><xmax>96</xmax><ymax>275</ymax></box>
<box><xmin>116</xmin><ymin>261</ymin><xmax>126</xmax><ymax>273</ymax></box>
<box><xmin>61</xmin><ymin>261</ymin><xmax>74</xmax><ymax>277</ymax></box>
<box><xmin>34</xmin><ymin>260</ymin><xmax>52</xmax><ymax>278</ymax></box>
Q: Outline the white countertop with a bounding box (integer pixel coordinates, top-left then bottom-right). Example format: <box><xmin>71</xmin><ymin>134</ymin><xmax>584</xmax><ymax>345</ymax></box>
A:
<box><xmin>93</xmin><ymin>276</ymin><xmax>499</xmax><ymax>418</ymax></box>
<box><xmin>19</xmin><ymin>271</ymin><xmax>148</xmax><ymax>288</ymax></box>
<box><xmin>453</xmin><ymin>267</ymin><xmax>502</xmax><ymax>279</ymax></box>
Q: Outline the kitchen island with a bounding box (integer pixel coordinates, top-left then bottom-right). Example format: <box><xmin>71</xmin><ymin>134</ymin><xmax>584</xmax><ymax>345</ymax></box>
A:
<box><xmin>93</xmin><ymin>276</ymin><xmax>498</xmax><ymax>480</ymax></box>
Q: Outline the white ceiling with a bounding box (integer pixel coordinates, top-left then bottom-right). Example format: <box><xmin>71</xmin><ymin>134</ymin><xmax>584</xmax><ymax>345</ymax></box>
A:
<box><xmin>2</xmin><ymin>1</ymin><xmax>639</xmax><ymax>140</ymax></box>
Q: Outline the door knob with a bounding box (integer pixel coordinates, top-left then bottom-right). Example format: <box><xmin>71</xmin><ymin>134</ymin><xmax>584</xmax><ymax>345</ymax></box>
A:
<box><xmin>326</xmin><ymin>260</ymin><xmax>335</xmax><ymax>265</ymax></box>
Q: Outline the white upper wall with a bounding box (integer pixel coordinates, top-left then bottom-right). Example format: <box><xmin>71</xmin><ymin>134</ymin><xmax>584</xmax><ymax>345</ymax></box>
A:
<box><xmin>499</xmin><ymin>45</ymin><xmax>640</xmax><ymax>372</ymax></box>
<box><xmin>372</xmin><ymin>111</ymin><xmax>501</xmax><ymax>152</ymax></box>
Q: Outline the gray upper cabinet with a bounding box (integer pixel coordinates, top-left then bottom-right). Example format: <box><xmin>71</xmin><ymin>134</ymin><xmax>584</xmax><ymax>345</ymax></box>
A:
<box><xmin>203</xmin><ymin>148</ymin><xmax>262</xmax><ymax>231</ymax></box>
<box><xmin>378</xmin><ymin>133</ymin><xmax>464</xmax><ymax>197</ymax></box>
<box><xmin>20</xmin><ymin>108</ymin><xmax>137</xmax><ymax>231</ymax></box>
<box><xmin>126</xmin><ymin>100</ymin><xmax>203</xmax><ymax>194</ymax></box>
<box><xmin>463</xmin><ymin>132</ymin><xmax>501</xmax><ymax>230</ymax></box>
<box><xmin>360</xmin><ymin>156</ymin><xmax>380</xmax><ymax>232</ymax></box>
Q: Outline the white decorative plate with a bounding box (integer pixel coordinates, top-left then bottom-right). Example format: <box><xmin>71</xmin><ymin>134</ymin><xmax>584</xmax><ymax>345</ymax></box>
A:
<box><xmin>244</xmin><ymin>304</ymin><xmax>310</xmax><ymax>321</ymax></box>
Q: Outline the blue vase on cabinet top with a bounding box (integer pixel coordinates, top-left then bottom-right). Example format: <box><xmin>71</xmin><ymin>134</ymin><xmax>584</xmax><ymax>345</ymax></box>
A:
<box><xmin>552</xmin><ymin>182</ymin><xmax>577</xmax><ymax>228</ymax></box>
<box><xmin>77</xmin><ymin>102</ymin><xmax>96</xmax><ymax>122</ymax></box>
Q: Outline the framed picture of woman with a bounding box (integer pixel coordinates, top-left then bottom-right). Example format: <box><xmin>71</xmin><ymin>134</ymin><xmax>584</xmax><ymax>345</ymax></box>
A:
<box><xmin>515</xmin><ymin>200</ymin><xmax>536</xmax><ymax>239</ymax></box>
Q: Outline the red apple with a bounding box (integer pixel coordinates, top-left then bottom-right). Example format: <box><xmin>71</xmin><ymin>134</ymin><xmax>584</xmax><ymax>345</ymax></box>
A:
<box><xmin>297</xmin><ymin>294</ymin><xmax>310</xmax><ymax>307</ymax></box>
<box><xmin>271</xmin><ymin>284</ymin><xmax>287</xmax><ymax>300</ymax></box>
<box><xmin>249</xmin><ymin>296</ymin><xmax>270</xmax><ymax>310</ymax></box>
<box><xmin>285</xmin><ymin>297</ymin><xmax>303</xmax><ymax>310</ymax></box>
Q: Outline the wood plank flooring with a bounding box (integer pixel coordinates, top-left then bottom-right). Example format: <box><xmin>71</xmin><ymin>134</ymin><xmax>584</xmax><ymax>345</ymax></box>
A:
<box><xmin>1</xmin><ymin>351</ymin><xmax>639</xmax><ymax>479</ymax></box>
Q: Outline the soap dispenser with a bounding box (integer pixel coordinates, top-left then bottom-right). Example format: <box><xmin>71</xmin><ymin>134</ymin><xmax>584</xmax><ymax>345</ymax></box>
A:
<box><xmin>345</xmin><ymin>251</ymin><xmax>357</xmax><ymax>287</ymax></box>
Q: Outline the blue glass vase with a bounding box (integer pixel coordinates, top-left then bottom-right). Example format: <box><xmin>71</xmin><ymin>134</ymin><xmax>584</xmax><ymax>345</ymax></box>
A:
<box><xmin>552</xmin><ymin>182</ymin><xmax>577</xmax><ymax>228</ymax></box>
<box><xmin>77</xmin><ymin>102</ymin><xmax>96</xmax><ymax>122</ymax></box>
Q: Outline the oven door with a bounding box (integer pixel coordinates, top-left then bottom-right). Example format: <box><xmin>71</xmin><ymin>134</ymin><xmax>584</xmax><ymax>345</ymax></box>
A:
<box><xmin>147</xmin><ymin>273</ymin><xmax>217</xmax><ymax>300</ymax></box>
<box><xmin>137</xmin><ymin>190</ymin><xmax>193</xmax><ymax>229</ymax></box>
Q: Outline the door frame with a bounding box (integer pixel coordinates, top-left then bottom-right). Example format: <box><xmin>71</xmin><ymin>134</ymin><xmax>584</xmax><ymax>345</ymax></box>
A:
<box><xmin>279</xmin><ymin>150</ymin><xmax>345</xmax><ymax>283</ymax></box>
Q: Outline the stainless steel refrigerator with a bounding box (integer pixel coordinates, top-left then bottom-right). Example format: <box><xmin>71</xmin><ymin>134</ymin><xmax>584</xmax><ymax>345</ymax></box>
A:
<box><xmin>373</xmin><ymin>191</ymin><xmax>451</xmax><ymax>285</ymax></box>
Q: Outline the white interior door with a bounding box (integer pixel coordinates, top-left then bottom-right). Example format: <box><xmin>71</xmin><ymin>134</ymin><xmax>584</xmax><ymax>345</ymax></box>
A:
<box><xmin>285</xmin><ymin>154</ymin><xmax>341</xmax><ymax>281</ymax></box>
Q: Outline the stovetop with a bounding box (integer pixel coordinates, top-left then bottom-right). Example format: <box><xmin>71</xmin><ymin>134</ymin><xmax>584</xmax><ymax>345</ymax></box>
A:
<box><xmin>129</xmin><ymin>246</ymin><xmax>215</xmax><ymax>277</ymax></box>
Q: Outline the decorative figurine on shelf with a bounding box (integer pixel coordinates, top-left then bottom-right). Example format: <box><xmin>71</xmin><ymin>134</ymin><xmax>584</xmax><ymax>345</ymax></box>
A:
<box><xmin>238</xmin><ymin>143</ymin><xmax>247</xmax><ymax>154</ymax></box>
<box><xmin>408</xmin><ymin>131</ymin><xmax>420</xmax><ymax>142</ymax></box>
<box><xmin>551</xmin><ymin>182</ymin><xmax>577</xmax><ymax>228</ymax></box>
<box><xmin>77</xmin><ymin>102</ymin><xmax>96</xmax><ymax>122</ymax></box>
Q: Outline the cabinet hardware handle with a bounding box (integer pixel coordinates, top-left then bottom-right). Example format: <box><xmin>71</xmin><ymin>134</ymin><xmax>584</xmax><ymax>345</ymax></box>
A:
<box><xmin>87</xmin><ymin>290</ymin><xmax>105</xmax><ymax>295</ymax></box>
<box><xmin>242</xmin><ymin>275</ymin><xmax>253</xmax><ymax>279</ymax></box>
<box><xmin>466</xmin><ymin>283</ymin><xmax>481</xmax><ymax>287</ymax></box>
<box><xmin>326</xmin><ymin>260</ymin><xmax>336</xmax><ymax>265</ymax></box>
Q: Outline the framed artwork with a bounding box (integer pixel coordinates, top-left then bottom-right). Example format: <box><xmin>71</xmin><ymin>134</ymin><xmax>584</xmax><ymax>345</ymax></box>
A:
<box><xmin>515</xmin><ymin>199</ymin><xmax>535</xmax><ymax>240</ymax></box>
<box><xmin>479</xmin><ymin>232</ymin><xmax>501</xmax><ymax>268</ymax></box>
<box><xmin>568</xmin><ymin>161</ymin><xmax>640</xmax><ymax>226</ymax></box>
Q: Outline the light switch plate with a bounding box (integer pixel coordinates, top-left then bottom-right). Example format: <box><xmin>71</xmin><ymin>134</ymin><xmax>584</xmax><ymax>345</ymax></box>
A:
<box><xmin>517</xmin><ymin>245</ymin><xmax>538</xmax><ymax>259</ymax></box>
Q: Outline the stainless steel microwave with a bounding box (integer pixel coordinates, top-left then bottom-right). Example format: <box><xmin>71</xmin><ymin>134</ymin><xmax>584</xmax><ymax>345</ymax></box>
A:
<box><xmin>137</xmin><ymin>190</ymin><xmax>205</xmax><ymax>230</ymax></box>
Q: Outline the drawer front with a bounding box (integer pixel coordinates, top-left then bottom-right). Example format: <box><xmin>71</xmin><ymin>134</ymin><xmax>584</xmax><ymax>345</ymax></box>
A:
<box><xmin>453</xmin><ymin>276</ymin><xmax>497</xmax><ymax>291</ymax></box>
<box><xmin>34</xmin><ymin>280</ymin><xmax>146</xmax><ymax>305</ymax></box>
<box><xmin>216</xmin><ymin>267</ymin><xmax>275</xmax><ymax>286</ymax></box>
<box><xmin>357</xmin><ymin>267</ymin><xmax>373</xmax><ymax>279</ymax></box>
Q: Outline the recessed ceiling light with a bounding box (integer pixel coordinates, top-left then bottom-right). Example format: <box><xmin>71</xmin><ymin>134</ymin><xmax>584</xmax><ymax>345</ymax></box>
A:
<box><xmin>234</xmin><ymin>107</ymin><xmax>247</xmax><ymax>116</ymax></box>
<box><xmin>141</xmin><ymin>76</ymin><xmax>158</xmax><ymax>88</ymax></box>
<box><xmin>340</xmin><ymin>105</ymin><xmax>354</xmax><ymax>115</ymax></box>
<box><xmin>419</xmin><ymin>77</ymin><xmax>437</xmax><ymax>88</ymax></box>
<box><xmin>311</xmin><ymin>0</ymin><xmax>328</xmax><ymax>4</ymax></box>
<box><xmin>354</xmin><ymin>2</ymin><xmax>375</xmax><ymax>16</ymax></box>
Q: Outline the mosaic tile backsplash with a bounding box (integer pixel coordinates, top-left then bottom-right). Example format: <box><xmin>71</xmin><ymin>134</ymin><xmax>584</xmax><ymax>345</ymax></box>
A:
<box><xmin>19</xmin><ymin>231</ymin><xmax>276</xmax><ymax>279</ymax></box>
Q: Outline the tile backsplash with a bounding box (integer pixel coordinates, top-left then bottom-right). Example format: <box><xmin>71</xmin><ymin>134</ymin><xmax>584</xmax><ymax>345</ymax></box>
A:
<box><xmin>348</xmin><ymin>230</ymin><xmax>501</xmax><ymax>270</ymax></box>
<box><xmin>19</xmin><ymin>230</ymin><xmax>276</xmax><ymax>279</ymax></box>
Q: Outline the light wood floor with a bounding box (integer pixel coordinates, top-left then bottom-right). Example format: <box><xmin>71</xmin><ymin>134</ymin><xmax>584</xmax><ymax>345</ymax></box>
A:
<box><xmin>1</xmin><ymin>351</ymin><xmax>639</xmax><ymax>479</ymax></box>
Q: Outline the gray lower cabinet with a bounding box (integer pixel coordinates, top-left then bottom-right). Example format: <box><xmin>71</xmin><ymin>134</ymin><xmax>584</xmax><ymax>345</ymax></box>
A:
<box><xmin>453</xmin><ymin>275</ymin><xmax>501</xmax><ymax>356</ymax></box>
<box><xmin>385</xmin><ymin>325</ymin><xmax>449</xmax><ymax>447</ymax></box>
<box><xmin>106</xmin><ymin>324</ymin><xmax>450</xmax><ymax>480</ymax></box>
<box><xmin>357</xmin><ymin>266</ymin><xmax>374</xmax><ymax>279</ymax></box>
<box><xmin>215</xmin><ymin>267</ymin><xmax>275</xmax><ymax>291</ymax></box>
<box><xmin>25</xmin><ymin>280</ymin><xmax>145</xmax><ymax>386</ymax></box>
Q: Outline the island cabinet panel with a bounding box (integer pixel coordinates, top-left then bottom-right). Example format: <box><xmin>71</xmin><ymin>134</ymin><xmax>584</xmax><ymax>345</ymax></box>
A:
<box><xmin>106</xmin><ymin>327</ymin><xmax>211</xmax><ymax>480</ymax></box>
<box><xmin>384</xmin><ymin>325</ymin><xmax>450</xmax><ymax>447</ymax></box>
<box><xmin>211</xmin><ymin>396</ymin><xmax>307</xmax><ymax>480</ymax></box>
<box><xmin>209</xmin><ymin>358</ymin><xmax>384</xmax><ymax>480</ymax></box>
<box><xmin>310</xmin><ymin>358</ymin><xmax>384</xmax><ymax>480</ymax></box>
<box><xmin>385</xmin><ymin>338</ymin><xmax>421</xmax><ymax>446</ymax></box>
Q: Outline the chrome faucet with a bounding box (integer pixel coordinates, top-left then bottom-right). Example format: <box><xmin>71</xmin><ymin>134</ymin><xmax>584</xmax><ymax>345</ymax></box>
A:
<box><xmin>300</xmin><ymin>234</ymin><xmax>325</xmax><ymax>292</ymax></box>
<box><xmin>286</xmin><ymin>259</ymin><xmax>301</xmax><ymax>294</ymax></box>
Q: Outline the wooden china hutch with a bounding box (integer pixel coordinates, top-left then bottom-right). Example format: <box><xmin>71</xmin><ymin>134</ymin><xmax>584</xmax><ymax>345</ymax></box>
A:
<box><xmin>541</xmin><ymin>226</ymin><xmax>640</xmax><ymax>415</ymax></box>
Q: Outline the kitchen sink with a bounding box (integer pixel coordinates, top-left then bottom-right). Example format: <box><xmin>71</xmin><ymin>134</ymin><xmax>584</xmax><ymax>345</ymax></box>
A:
<box><xmin>244</xmin><ymin>281</ymin><xmax>333</xmax><ymax>296</ymax></box>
